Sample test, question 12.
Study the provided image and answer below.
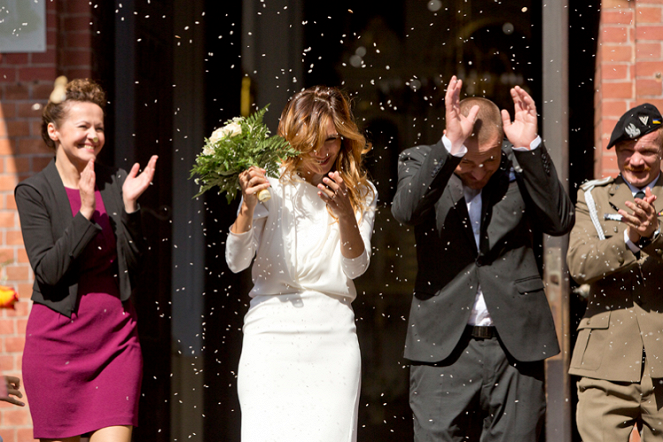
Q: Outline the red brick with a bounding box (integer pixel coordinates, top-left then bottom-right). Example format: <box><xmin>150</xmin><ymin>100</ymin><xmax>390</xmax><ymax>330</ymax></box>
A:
<box><xmin>65</xmin><ymin>32</ymin><xmax>91</xmax><ymax>49</ymax></box>
<box><xmin>0</xmin><ymin>175</ymin><xmax>17</xmax><ymax>192</ymax></box>
<box><xmin>637</xmin><ymin>78</ymin><xmax>663</xmax><ymax>96</ymax></box>
<box><xmin>0</xmin><ymin>354</ymin><xmax>13</xmax><ymax>370</ymax></box>
<box><xmin>16</xmin><ymin>284</ymin><xmax>32</xmax><ymax>300</ymax></box>
<box><xmin>3</xmin><ymin>407</ymin><xmax>30</xmax><ymax>425</ymax></box>
<box><xmin>63</xmin><ymin>49</ymin><xmax>92</xmax><ymax>67</ymax></box>
<box><xmin>64</xmin><ymin>15</ymin><xmax>93</xmax><ymax>30</ymax></box>
<box><xmin>5</xmin><ymin>265</ymin><xmax>28</xmax><ymax>281</ymax></box>
<box><xmin>0</xmin><ymin>318</ymin><xmax>14</xmax><ymax>335</ymax></box>
<box><xmin>16</xmin><ymin>319</ymin><xmax>27</xmax><ymax>336</ymax></box>
<box><xmin>18</xmin><ymin>67</ymin><xmax>57</xmax><ymax>83</ymax></box>
<box><xmin>636</xmin><ymin>25</ymin><xmax>663</xmax><ymax>40</ymax></box>
<box><xmin>4</xmin><ymin>336</ymin><xmax>24</xmax><ymax>353</ymax></box>
<box><xmin>635</xmin><ymin>98</ymin><xmax>663</xmax><ymax>111</ymax></box>
<box><xmin>64</xmin><ymin>0</ymin><xmax>93</xmax><ymax>14</ymax></box>
<box><xmin>1</xmin><ymin>54</ymin><xmax>28</xmax><ymax>65</ymax></box>
<box><xmin>6</xmin><ymin>121</ymin><xmax>30</xmax><ymax>138</ymax></box>
<box><xmin>17</xmin><ymin>428</ymin><xmax>36</xmax><ymax>442</ymax></box>
<box><xmin>601</xmin><ymin>26</ymin><xmax>630</xmax><ymax>43</ymax></box>
<box><xmin>0</xmin><ymin>429</ymin><xmax>17</xmax><ymax>442</ymax></box>
<box><xmin>0</xmin><ymin>139</ymin><xmax>16</xmax><ymax>156</ymax></box>
<box><xmin>32</xmin><ymin>156</ymin><xmax>53</xmax><ymax>172</ymax></box>
<box><xmin>5</xmin><ymin>192</ymin><xmax>17</xmax><ymax>210</ymax></box>
<box><xmin>602</xmin><ymin>117</ymin><xmax>620</xmax><ymax>135</ymax></box>
<box><xmin>602</xmin><ymin>10</ymin><xmax>634</xmax><ymax>24</ymax></box>
<box><xmin>602</xmin><ymin>100</ymin><xmax>629</xmax><ymax>117</ymax></box>
<box><xmin>29</xmin><ymin>50</ymin><xmax>57</xmax><ymax>65</ymax></box>
<box><xmin>602</xmin><ymin>64</ymin><xmax>630</xmax><ymax>80</ymax></box>
<box><xmin>32</xmin><ymin>83</ymin><xmax>53</xmax><ymax>100</ymax></box>
<box><xmin>5</xmin><ymin>157</ymin><xmax>30</xmax><ymax>174</ymax></box>
<box><xmin>1</xmin><ymin>104</ymin><xmax>16</xmax><ymax>119</ymax></box>
<box><xmin>16</xmin><ymin>139</ymin><xmax>49</xmax><ymax>156</ymax></box>
<box><xmin>0</xmin><ymin>67</ymin><xmax>17</xmax><ymax>82</ymax></box>
<box><xmin>2</xmin><ymin>84</ymin><xmax>29</xmax><ymax>101</ymax></box>
<box><xmin>0</xmin><ymin>212</ymin><xmax>15</xmax><ymax>229</ymax></box>
<box><xmin>601</xmin><ymin>44</ymin><xmax>633</xmax><ymax>62</ymax></box>
<box><xmin>602</xmin><ymin>81</ymin><xmax>634</xmax><ymax>98</ymax></box>
<box><xmin>636</xmin><ymin>61</ymin><xmax>663</xmax><ymax>77</ymax></box>
<box><xmin>16</xmin><ymin>248</ymin><xmax>27</xmax><ymax>264</ymax></box>
<box><xmin>636</xmin><ymin>7</ymin><xmax>663</xmax><ymax>24</ymax></box>
<box><xmin>5</xmin><ymin>231</ymin><xmax>23</xmax><ymax>246</ymax></box>
<box><xmin>16</xmin><ymin>104</ymin><xmax>41</xmax><ymax>119</ymax></box>
<box><xmin>637</xmin><ymin>42</ymin><xmax>662</xmax><ymax>59</ymax></box>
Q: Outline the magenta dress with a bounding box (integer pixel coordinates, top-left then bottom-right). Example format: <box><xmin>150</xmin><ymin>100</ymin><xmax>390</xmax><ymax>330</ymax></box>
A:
<box><xmin>22</xmin><ymin>188</ymin><xmax>143</xmax><ymax>438</ymax></box>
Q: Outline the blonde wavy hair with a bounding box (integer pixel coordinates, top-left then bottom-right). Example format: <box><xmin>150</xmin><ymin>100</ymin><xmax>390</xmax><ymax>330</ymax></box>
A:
<box><xmin>278</xmin><ymin>86</ymin><xmax>374</xmax><ymax>217</ymax></box>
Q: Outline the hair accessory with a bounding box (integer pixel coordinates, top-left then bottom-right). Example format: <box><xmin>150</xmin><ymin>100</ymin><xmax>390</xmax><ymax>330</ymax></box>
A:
<box><xmin>49</xmin><ymin>76</ymin><xmax>68</xmax><ymax>104</ymax></box>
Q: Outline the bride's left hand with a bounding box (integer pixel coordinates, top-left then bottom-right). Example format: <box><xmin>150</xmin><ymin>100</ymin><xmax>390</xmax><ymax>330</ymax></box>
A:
<box><xmin>317</xmin><ymin>171</ymin><xmax>353</xmax><ymax>219</ymax></box>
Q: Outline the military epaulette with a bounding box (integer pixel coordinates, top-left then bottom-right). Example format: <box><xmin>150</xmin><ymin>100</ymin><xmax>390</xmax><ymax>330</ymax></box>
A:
<box><xmin>582</xmin><ymin>176</ymin><xmax>614</xmax><ymax>241</ymax></box>
<box><xmin>580</xmin><ymin>176</ymin><xmax>613</xmax><ymax>191</ymax></box>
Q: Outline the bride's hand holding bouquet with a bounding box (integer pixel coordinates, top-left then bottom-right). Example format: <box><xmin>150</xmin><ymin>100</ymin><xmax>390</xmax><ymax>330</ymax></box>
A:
<box><xmin>190</xmin><ymin>105</ymin><xmax>299</xmax><ymax>203</ymax></box>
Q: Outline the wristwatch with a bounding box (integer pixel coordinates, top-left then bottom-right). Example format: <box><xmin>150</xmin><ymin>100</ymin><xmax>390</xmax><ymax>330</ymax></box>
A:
<box><xmin>638</xmin><ymin>229</ymin><xmax>660</xmax><ymax>249</ymax></box>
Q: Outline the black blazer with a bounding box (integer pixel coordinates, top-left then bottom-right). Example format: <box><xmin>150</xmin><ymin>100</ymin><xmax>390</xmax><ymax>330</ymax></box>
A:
<box><xmin>15</xmin><ymin>159</ymin><xmax>145</xmax><ymax>317</ymax></box>
<box><xmin>391</xmin><ymin>139</ymin><xmax>575</xmax><ymax>363</ymax></box>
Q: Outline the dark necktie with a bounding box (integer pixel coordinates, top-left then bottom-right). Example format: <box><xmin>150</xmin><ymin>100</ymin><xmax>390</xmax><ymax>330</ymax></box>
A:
<box><xmin>635</xmin><ymin>190</ymin><xmax>646</xmax><ymax>200</ymax></box>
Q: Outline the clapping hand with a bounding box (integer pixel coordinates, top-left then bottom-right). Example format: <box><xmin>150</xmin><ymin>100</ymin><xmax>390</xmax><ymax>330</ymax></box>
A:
<box><xmin>502</xmin><ymin>86</ymin><xmax>538</xmax><ymax>149</ymax></box>
<box><xmin>123</xmin><ymin>155</ymin><xmax>158</xmax><ymax>213</ymax></box>
<box><xmin>79</xmin><ymin>159</ymin><xmax>97</xmax><ymax>220</ymax></box>
<box><xmin>621</xmin><ymin>188</ymin><xmax>659</xmax><ymax>243</ymax></box>
<box><xmin>444</xmin><ymin>76</ymin><xmax>479</xmax><ymax>154</ymax></box>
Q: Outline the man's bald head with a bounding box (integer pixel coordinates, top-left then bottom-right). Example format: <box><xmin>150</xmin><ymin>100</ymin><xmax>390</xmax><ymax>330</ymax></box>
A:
<box><xmin>458</xmin><ymin>97</ymin><xmax>503</xmax><ymax>146</ymax></box>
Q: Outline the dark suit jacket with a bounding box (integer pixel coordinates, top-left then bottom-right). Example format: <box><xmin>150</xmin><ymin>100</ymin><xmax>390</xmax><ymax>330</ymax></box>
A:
<box><xmin>391</xmin><ymin>139</ymin><xmax>575</xmax><ymax>363</ymax></box>
<box><xmin>14</xmin><ymin>159</ymin><xmax>145</xmax><ymax>317</ymax></box>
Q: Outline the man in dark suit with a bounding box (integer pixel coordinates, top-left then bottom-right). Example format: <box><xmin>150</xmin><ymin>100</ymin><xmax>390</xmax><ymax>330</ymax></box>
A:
<box><xmin>391</xmin><ymin>75</ymin><xmax>575</xmax><ymax>441</ymax></box>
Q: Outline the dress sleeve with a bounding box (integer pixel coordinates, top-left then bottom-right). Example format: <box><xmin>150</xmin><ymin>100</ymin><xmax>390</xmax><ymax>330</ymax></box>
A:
<box><xmin>341</xmin><ymin>183</ymin><xmax>378</xmax><ymax>279</ymax></box>
<box><xmin>15</xmin><ymin>183</ymin><xmax>101</xmax><ymax>287</ymax></box>
<box><xmin>225</xmin><ymin>199</ymin><xmax>268</xmax><ymax>274</ymax></box>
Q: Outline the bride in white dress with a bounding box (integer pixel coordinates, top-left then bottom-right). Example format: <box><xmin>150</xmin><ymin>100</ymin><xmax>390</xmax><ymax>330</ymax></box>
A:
<box><xmin>225</xmin><ymin>86</ymin><xmax>377</xmax><ymax>442</ymax></box>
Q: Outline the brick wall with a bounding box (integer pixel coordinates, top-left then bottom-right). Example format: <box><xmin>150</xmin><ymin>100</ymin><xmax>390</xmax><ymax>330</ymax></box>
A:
<box><xmin>0</xmin><ymin>1</ymin><xmax>93</xmax><ymax>440</ymax></box>
<box><xmin>595</xmin><ymin>0</ymin><xmax>663</xmax><ymax>179</ymax></box>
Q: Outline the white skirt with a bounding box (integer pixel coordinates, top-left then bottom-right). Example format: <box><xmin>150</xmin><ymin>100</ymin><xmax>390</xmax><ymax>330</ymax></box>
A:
<box><xmin>238</xmin><ymin>291</ymin><xmax>361</xmax><ymax>442</ymax></box>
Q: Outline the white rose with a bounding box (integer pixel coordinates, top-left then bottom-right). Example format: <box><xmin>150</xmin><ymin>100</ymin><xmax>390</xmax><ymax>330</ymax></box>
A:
<box><xmin>202</xmin><ymin>144</ymin><xmax>215</xmax><ymax>156</ymax></box>
<box><xmin>210</xmin><ymin>121</ymin><xmax>242</xmax><ymax>144</ymax></box>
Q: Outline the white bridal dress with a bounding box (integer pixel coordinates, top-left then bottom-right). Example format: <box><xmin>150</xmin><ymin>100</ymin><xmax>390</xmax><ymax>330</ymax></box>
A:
<box><xmin>226</xmin><ymin>174</ymin><xmax>377</xmax><ymax>442</ymax></box>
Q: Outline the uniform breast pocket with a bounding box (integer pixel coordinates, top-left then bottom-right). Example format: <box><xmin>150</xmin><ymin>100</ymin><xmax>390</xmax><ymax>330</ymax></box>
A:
<box><xmin>570</xmin><ymin>312</ymin><xmax>611</xmax><ymax>371</ymax></box>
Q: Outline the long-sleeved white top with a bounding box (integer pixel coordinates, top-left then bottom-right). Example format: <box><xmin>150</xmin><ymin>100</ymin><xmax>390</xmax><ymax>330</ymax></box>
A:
<box><xmin>225</xmin><ymin>174</ymin><xmax>377</xmax><ymax>302</ymax></box>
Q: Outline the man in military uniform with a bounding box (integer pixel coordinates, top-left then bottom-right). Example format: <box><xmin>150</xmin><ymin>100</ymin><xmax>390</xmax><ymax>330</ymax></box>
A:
<box><xmin>567</xmin><ymin>103</ymin><xmax>663</xmax><ymax>442</ymax></box>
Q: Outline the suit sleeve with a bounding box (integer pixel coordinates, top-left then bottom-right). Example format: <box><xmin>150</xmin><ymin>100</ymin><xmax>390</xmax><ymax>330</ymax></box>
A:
<box><xmin>567</xmin><ymin>187</ymin><xmax>637</xmax><ymax>284</ymax></box>
<box><xmin>113</xmin><ymin>170</ymin><xmax>146</xmax><ymax>278</ymax></box>
<box><xmin>391</xmin><ymin>141</ymin><xmax>461</xmax><ymax>226</ymax></box>
<box><xmin>513</xmin><ymin>144</ymin><xmax>575</xmax><ymax>236</ymax></box>
<box><xmin>15</xmin><ymin>183</ymin><xmax>101</xmax><ymax>288</ymax></box>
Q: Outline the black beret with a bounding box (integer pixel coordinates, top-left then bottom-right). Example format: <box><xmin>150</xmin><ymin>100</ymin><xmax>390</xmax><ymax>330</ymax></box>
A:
<box><xmin>607</xmin><ymin>103</ymin><xmax>662</xmax><ymax>149</ymax></box>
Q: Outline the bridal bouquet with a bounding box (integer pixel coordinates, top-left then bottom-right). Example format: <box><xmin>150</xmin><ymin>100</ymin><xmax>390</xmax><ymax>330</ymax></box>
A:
<box><xmin>190</xmin><ymin>105</ymin><xmax>299</xmax><ymax>203</ymax></box>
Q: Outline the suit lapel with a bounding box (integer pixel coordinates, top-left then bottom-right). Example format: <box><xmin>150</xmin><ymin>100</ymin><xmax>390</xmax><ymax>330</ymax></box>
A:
<box><xmin>44</xmin><ymin>159</ymin><xmax>76</xmax><ymax>222</ymax></box>
<box><xmin>607</xmin><ymin>176</ymin><xmax>632</xmax><ymax>215</ymax></box>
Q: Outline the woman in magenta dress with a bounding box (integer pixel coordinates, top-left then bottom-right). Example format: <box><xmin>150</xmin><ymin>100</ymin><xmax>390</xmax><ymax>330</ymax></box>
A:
<box><xmin>14</xmin><ymin>78</ymin><xmax>158</xmax><ymax>442</ymax></box>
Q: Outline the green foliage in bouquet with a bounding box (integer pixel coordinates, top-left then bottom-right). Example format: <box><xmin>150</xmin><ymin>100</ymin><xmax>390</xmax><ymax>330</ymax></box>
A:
<box><xmin>190</xmin><ymin>105</ymin><xmax>299</xmax><ymax>203</ymax></box>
